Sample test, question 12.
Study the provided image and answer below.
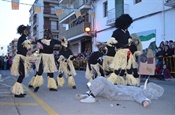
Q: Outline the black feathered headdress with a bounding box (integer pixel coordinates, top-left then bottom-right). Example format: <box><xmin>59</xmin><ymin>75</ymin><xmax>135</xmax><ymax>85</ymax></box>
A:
<box><xmin>115</xmin><ymin>14</ymin><xmax>133</xmax><ymax>29</ymax></box>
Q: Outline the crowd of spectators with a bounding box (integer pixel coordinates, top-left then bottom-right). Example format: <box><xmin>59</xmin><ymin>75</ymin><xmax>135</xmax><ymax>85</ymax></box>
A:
<box><xmin>155</xmin><ymin>40</ymin><xmax>175</xmax><ymax>80</ymax></box>
<box><xmin>0</xmin><ymin>55</ymin><xmax>13</xmax><ymax>70</ymax></box>
<box><xmin>73</xmin><ymin>49</ymin><xmax>91</xmax><ymax>70</ymax></box>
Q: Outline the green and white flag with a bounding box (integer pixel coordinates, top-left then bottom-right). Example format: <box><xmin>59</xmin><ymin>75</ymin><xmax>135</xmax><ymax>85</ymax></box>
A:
<box><xmin>136</xmin><ymin>29</ymin><xmax>156</xmax><ymax>50</ymax></box>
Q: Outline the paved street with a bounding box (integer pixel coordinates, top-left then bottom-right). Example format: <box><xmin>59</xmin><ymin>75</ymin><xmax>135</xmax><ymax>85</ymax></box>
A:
<box><xmin>0</xmin><ymin>70</ymin><xmax>175</xmax><ymax>115</ymax></box>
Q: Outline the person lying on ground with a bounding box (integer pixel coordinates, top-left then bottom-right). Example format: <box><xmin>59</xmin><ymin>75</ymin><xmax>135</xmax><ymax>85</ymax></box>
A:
<box><xmin>76</xmin><ymin>76</ymin><xmax>164</xmax><ymax>107</ymax></box>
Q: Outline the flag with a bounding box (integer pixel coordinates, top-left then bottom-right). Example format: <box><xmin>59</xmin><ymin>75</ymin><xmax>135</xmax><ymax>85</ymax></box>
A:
<box><xmin>34</xmin><ymin>3</ymin><xmax>41</xmax><ymax>13</ymax></box>
<box><xmin>88</xmin><ymin>10</ymin><xmax>95</xmax><ymax>18</ymax></box>
<box><xmin>139</xmin><ymin>33</ymin><xmax>156</xmax><ymax>41</ymax></box>
<box><xmin>11</xmin><ymin>0</ymin><xmax>20</xmax><ymax>10</ymax></box>
<box><xmin>55</xmin><ymin>6</ymin><xmax>62</xmax><ymax>16</ymax></box>
<box><xmin>74</xmin><ymin>9</ymin><xmax>81</xmax><ymax>18</ymax></box>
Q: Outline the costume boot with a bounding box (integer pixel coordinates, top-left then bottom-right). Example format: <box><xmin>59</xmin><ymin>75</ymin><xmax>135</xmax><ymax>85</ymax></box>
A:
<box><xmin>68</xmin><ymin>75</ymin><xmax>76</xmax><ymax>89</ymax></box>
<box><xmin>57</xmin><ymin>77</ymin><xmax>65</xmax><ymax>87</ymax></box>
<box><xmin>33</xmin><ymin>75</ymin><xmax>44</xmax><ymax>92</ymax></box>
<box><xmin>57</xmin><ymin>73</ymin><xmax>65</xmax><ymax>87</ymax></box>
<box><xmin>115</xmin><ymin>76</ymin><xmax>127</xmax><ymax>85</ymax></box>
<box><xmin>11</xmin><ymin>82</ymin><xmax>25</xmax><ymax>98</ymax></box>
<box><xmin>47</xmin><ymin>77</ymin><xmax>58</xmax><ymax>91</ymax></box>
<box><xmin>28</xmin><ymin>76</ymin><xmax>35</xmax><ymax>88</ymax></box>
<box><xmin>126</xmin><ymin>74</ymin><xmax>140</xmax><ymax>86</ymax></box>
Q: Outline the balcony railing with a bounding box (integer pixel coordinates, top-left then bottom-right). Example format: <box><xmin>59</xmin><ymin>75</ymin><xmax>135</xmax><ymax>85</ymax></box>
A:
<box><xmin>59</xmin><ymin>8</ymin><xmax>74</xmax><ymax>21</ymax></box>
<box><xmin>106</xmin><ymin>4</ymin><xmax>129</xmax><ymax>26</ymax></box>
<box><xmin>59</xmin><ymin>22</ymin><xmax>91</xmax><ymax>39</ymax></box>
<box><xmin>59</xmin><ymin>0</ymin><xmax>91</xmax><ymax>21</ymax></box>
<box><xmin>44</xmin><ymin>14</ymin><xmax>58</xmax><ymax>18</ymax></box>
<box><xmin>73</xmin><ymin>0</ymin><xmax>91</xmax><ymax>9</ymax></box>
<box><xmin>44</xmin><ymin>0</ymin><xmax>59</xmax><ymax>4</ymax></box>
<box><xmin>164</xmin><ymin>0</ymin><xmax>175</xmax><ymax>7</ymax></box>
<box><xmin>106</xmin><ymin>8</ymin><xmax>115</xmax><ymax>26</ymax></box>
<box><xmin>44</xmin><ymin>7</ymin><xmax>58</xmax><ymax>18</ymax></box>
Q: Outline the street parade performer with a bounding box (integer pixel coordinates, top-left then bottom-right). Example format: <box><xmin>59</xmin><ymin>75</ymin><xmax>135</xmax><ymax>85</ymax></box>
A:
<box><xmin>102</xmin><ymin>37</ymin><xmax>118</xmax><ymax>77</ymax></box>
<box><xmin>11</xmin><ymin>24</ymin><xmax>34</xmax><ymax>98</ymax></box>
<box><xmin>76</xmin><ymin>76</ymin><xmax>164</xmax><ymax>107</ymax></box>
<box><xmin>57</xmin><ymin>37</ymin><xmax>77</xmax><ymax>89</ymax></box>
<box><xmin>28</xmin><ymin>29</ymin><xmax>61</xmax><ymax>92</ymax></box>
<box><xmin>85</xmin><ymin>42</ymin><xmax>106</xmax><ymax>81</ymax></box>
<box><xmin>106</xmin><ymin>14</ymin><xmax>143</xmax><ymax>86</ymax></box>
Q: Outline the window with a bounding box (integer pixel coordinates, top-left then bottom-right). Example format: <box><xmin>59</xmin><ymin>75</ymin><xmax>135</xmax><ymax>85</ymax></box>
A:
<box><xmin>51</xmin><ymin>7</ymin><xmax>55</xmax><ymax>14</ymax></box>
<box><xmin>51</xmin><ymin>21</ymin><xmax>58</xmax><ymax>30</ymax></box>
<box><xmin>103</xmin><ymin>1</ymin><xmax>108</xmax><ymax>17</ymax></box>
<box><xmin>135</xmin><ymin>0</ymin><xmax>142</xmax><ymax>4</ymax></box>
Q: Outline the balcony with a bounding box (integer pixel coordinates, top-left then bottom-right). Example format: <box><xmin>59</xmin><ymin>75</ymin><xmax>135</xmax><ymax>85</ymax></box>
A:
<box><xmin>59</xmin><ymin>9</ymin><xmax>74</xmax><ymax>22</ymax></box>
<box><xmin>44</xmin><ymin>0</ymin><xmax>59</xmax><ymax>4</ymax></box>
<box><xmin>106</xmin><ymin>4</ymin><xmax>129</xmax><ymax>26</ymax></box>
<box><xmin>59</xmin><ymin>22</ymin><xmax>91</xmax><ymax>39</ymax></box>
<box><xmin>44</xmin><ymin>7</ymin><xmax>58</xmax><ymax>18</ymax></box>
<box><xmin>73</xmin><ymin>0</ymin><xmax>91</xmax><ymax>9</ymax></box>
<box><xmin>59</xmin><ymin>0</ymin><xmax>74</xmax><ymax>4</ymax></box>
<box><xmin>59</xmin><ymin>0</ymin><xmax>91</xmax><ymax>22</ymax></box>
<box><xmin>164</xmin><ymin>0</ymin><xmax>175</xmax><ymax>7</ymax></box>
<box><xmin>44</xmin><ymin>13</ymin><xmax>58</xmax><ymax>18</ymax></box>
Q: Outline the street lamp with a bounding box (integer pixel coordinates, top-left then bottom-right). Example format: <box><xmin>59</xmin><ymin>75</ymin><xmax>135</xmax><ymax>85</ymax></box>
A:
<box><xmin>85</xmin><ymin>27</ymin><xmax>97</xmax><ymax>37</ymax></box>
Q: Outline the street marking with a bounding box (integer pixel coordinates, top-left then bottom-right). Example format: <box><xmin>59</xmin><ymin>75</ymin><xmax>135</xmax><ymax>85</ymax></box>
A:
<box><xmin>0</xmin><ymin>102</ymin><xmax>38</xmax><ymax>106</ymax></box>
<box><xmin>24</xmin><ymin>86</ymin><xmax>59</xmax><ymax>115</ymax></box>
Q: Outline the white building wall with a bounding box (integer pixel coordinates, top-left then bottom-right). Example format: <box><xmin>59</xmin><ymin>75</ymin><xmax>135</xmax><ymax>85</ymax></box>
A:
<box><xmin>125</xmin><ymin>0</ymin><xmax>165</xmax><ymax>19</ymax></box>
<box><xmin>127</xmin><ymin>0</ymin><xmax>175</xmax><ymax>47</ymax></box>
<box><xmin>129</xmin><ymin>14</ymin><xmax>163</xmax><ymax>48</ymax></box>
<box><xmin>93</xmin><ymin>28</ymin><xmax>115</xmax><ymax>51</ymax></box>
<box><xmin>94</xmin><ymin>0</ymin><xmax>108</xmax><ymax>31</ymax></box>
<box><xmin>107</xmin><ymin>0</ymin><xmax>115</xmax><ymax>11</ymax></box>
<box><xmin>30</xmin><ymin>0</ymin><xmax>44</xmax><ymax>39</ymax></box>
<box><xmin>164</xmin><ymin>9</ymin><xmax>175</xmax><ymax>42</ymax></box>
<box><xmin>93</xmin><ymin>0</ymin><xmax>175</xmax><ymax>50</ymax></box>
<box><xmin>37</xmin><ymin>0</ymin><xmax>44</xmax><ymax>39</ymax></box>
<box><xmin>93</xmin><ymin>0</ymin><xmax>116</xmax><ymax>51</ymax></box>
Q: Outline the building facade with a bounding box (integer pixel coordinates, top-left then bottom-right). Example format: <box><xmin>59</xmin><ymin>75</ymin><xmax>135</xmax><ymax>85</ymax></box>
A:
<box><xmin>58</xmin><ymin>0</ymin><xmax>93</xmax><ymax>53</ymax></box>
<box><xmin>59</xmin><ymin>0</ymin><xmax>175</xmax><ymax>52</ymax></box>
<box><xmin>28</xmin><ymin>0</ymin><xmax>175</xmax><ymax>53</ymax></box>
<box><xmin>29</xmin><ymin>0</ymin><xmax>59</xmax><ymax>40</ymax></box>
<box><xmin>7</xmin><ymin>39</ymin><xmax>18</xmax><ymax>57</ymax></box>
<box><xmin>94</xmin><ymin>0</ymin><xmax>175</xmax><ymax>50</ymax></box>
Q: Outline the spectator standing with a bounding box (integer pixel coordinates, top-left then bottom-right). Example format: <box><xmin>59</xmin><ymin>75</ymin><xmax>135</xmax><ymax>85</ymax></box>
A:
<box><xmin>3</xmin><ymin>56</ymin><xmax>8</xmax><ymax>70</ymax></box>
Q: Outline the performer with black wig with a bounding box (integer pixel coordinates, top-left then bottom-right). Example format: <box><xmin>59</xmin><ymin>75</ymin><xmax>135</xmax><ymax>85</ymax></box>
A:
<box><xmin>107</xmin><ymin>14</ymin><xmax>142</xmax><ymax>86</ymax></box>
<box><xmin>11</xmin><ymin>24</ymin><xmax>33</xmax><ymax>98</ymax></box>
<box><xmin>57</xmin><ymin>37</ymin><xmax>77</xmax><ymax>89</ymax></box>
<box><xmin>28</xmin><ymin>29</ymin><xmax>61</xmax><ymax>92</ymax></box>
